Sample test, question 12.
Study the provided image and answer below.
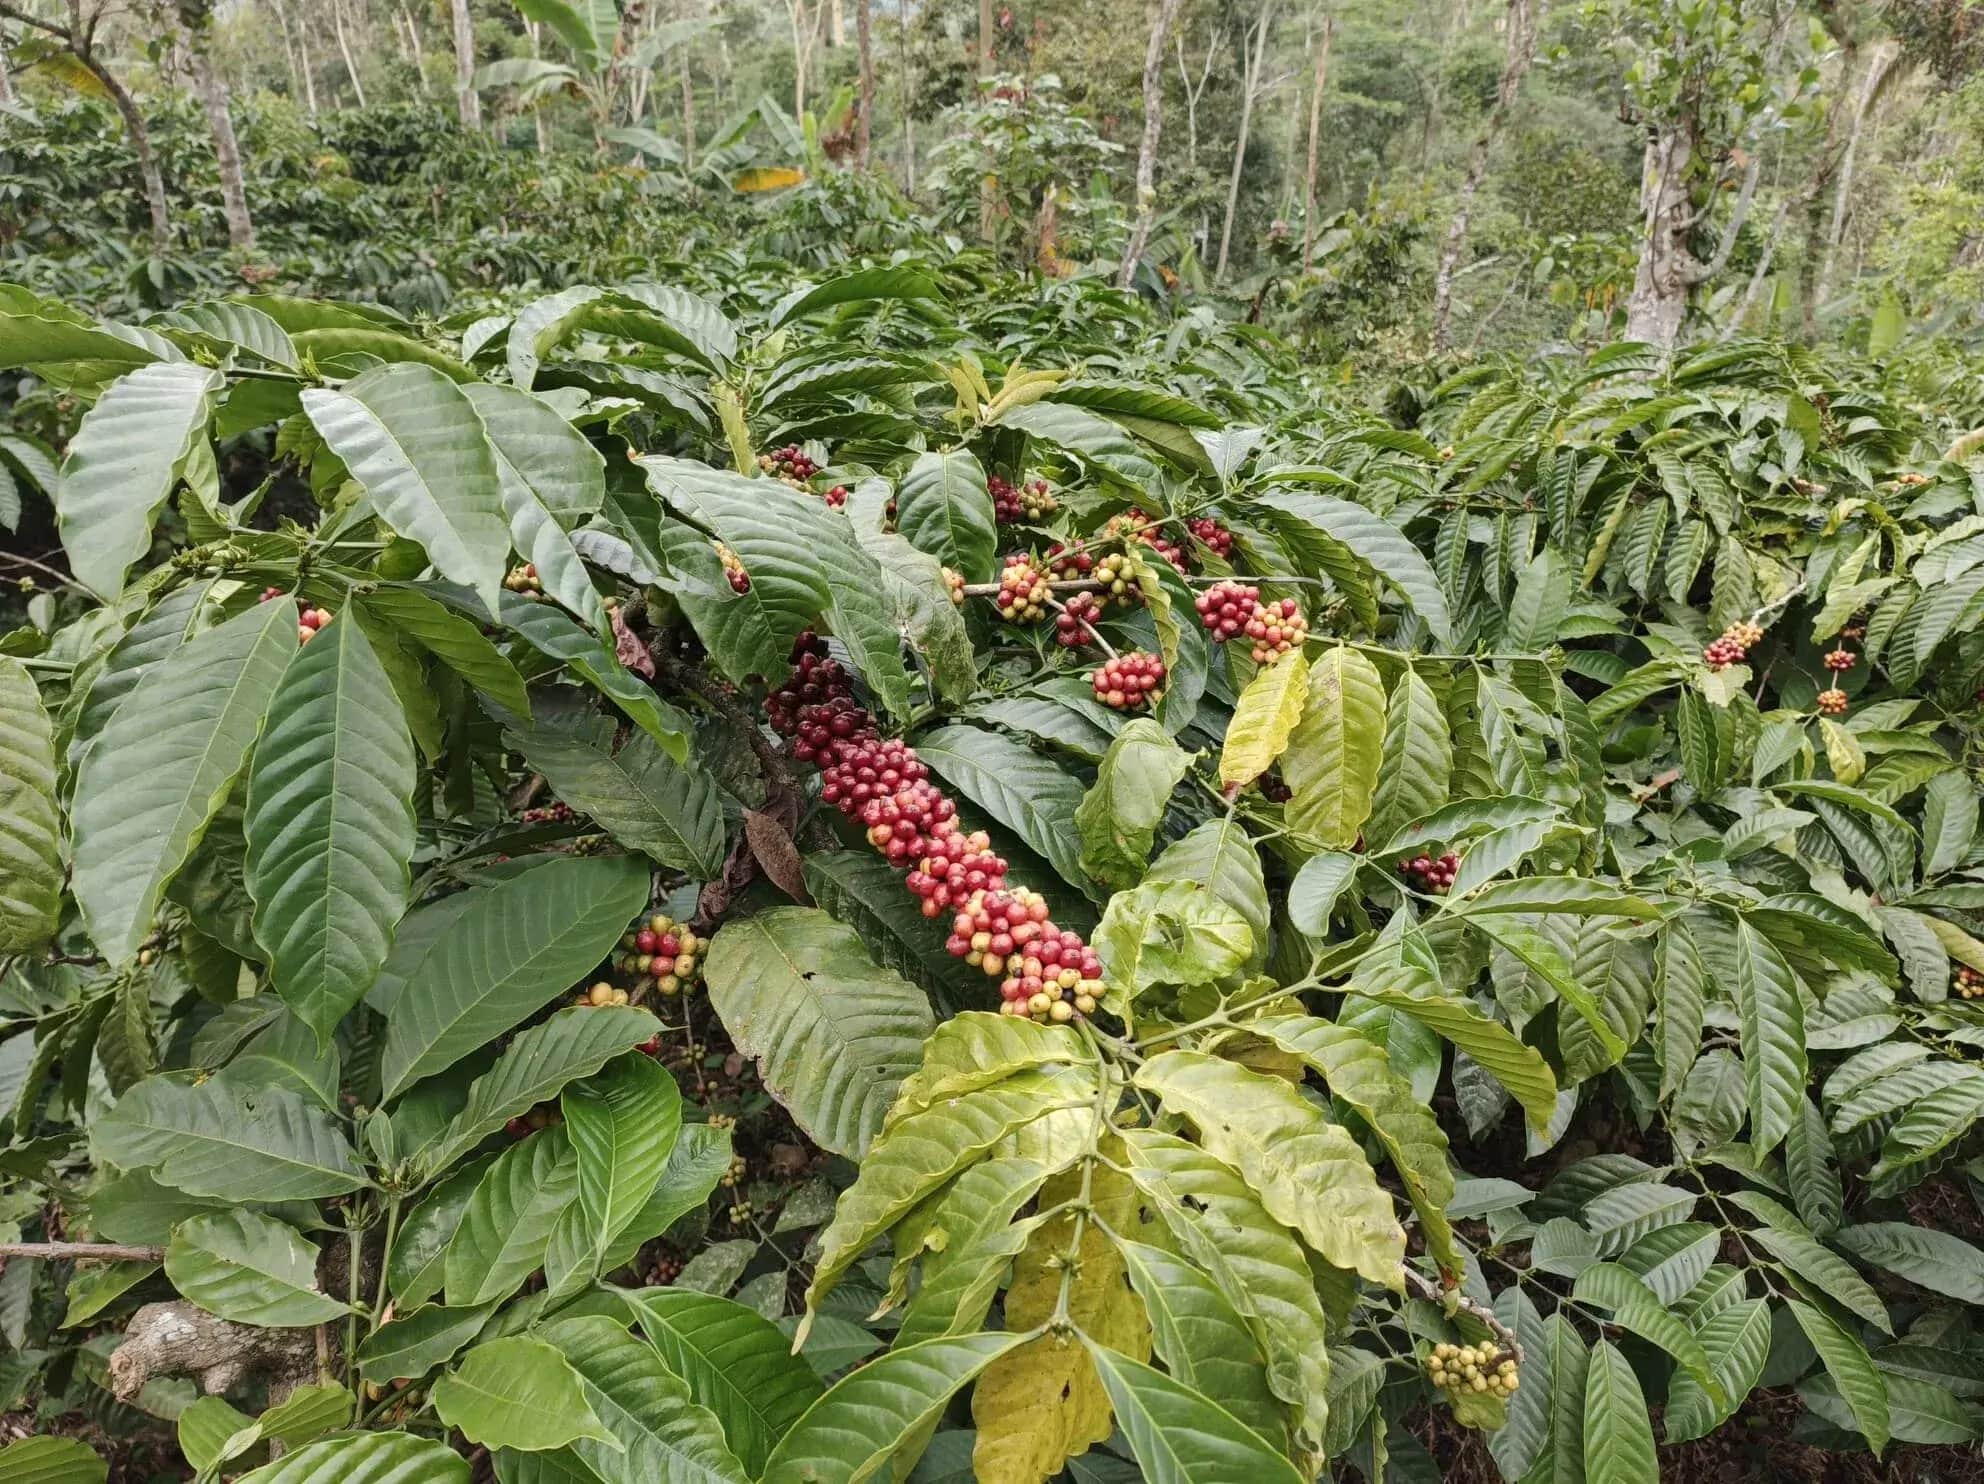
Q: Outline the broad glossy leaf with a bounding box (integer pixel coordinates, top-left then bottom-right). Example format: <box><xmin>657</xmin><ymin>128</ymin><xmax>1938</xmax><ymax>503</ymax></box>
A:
<box><xmin>1789</xmin><ymin>1299</ymin><xmax>1889</xmax><ymax>1454</ymax></box>
<box><xmin>597</xmin><ymin>1123</ymin><xmax>736</xmax><ymax>1273</ymax></box>
<box><xmin>417</xmin><ymin>1006</ymin><xmax>659</xmax><ymax>1178</ymax></box>
<box><xmin>1833</xmin><ymin>1222</ymin><xmax>1984</xmax><ymax>1304</ymax></box>
<box><xmin>445</xmin><ymin>1127</ymin><xmax>577</xmax><ymax>1307</ymax></box>
<box><xmin>884</xmin><ymin>1012</ymin><xmax>1094</xmax><ymax>1133</ymax></box>
<box><xmin>1076</xmin><ymin>719</ymin><xmax>1193</xmax><ymax>890</ymax></box>
<box><xmin>1281</xmin><ymin>646</ymin><xmax>1386</xmax><ymax>850</ymax></box>
<box><xmin>96</xmin><ymin>1073</ymin><xmax>367</xmax><ymax>1201</ymax></box>
<box><xmin>893</xmin><ymin>449</ymin><xmax>997</xmax><ymax>582</ymax></box>
<box><xmin>354</xmin><ymin>587</ymin><xmax>531</xmax><ymax>717</ymax></box>
<box><xmin>1089</xmin><ymin>1343</ymin><xmax>1304</xmax><ymax>1483</ymax></box>
<box><xmin>705</xmin><ymin>907</ymin><xmax>935</xmax><ymax>1158</ymax></box>
<box><xmin>1366</xmin><ymin>668</ymin><xmax>1450</xmax><ymax>848</ymax></box>
<box><xmin>233</xmin><ymin>1431</ymin><xmax>469</xmax><ymax>1484</ymax></box>
<box><xmin>619</xmin><ymin>1287</ymin><xmax>825</xmax><ymax>1476</ymax></box>
<box><xmin>463</xmin><ymin>382</ymin><xmax>606</xmax><ymax>626</ymax></box>
<box><xmin>1570</xmin><ymin>1264</ymin><xmax>1719</xmax><ymax>1397</ymax></box>
<box><xmin>0</xmin><ymin>658</ymin><xmax>61</xmax><ymax>953</ymax></box>
<box><xmin>1665</xmin><ymin>1298</ymin><xmax>1771</xmax><ymax>1442</ymax></box>
<box><xmin>56</xmin><ymin>362</ymin><xmax>220</xmax><ymax>599</ymax></box>
<box><xmin>433</xmin><ymin>1336</ymin><xmax>616</xmax><ymax>1452</ymax></box>
<box><xmin>564</xmin><ymin>1053</ymin><xmax>682</xmax><ymax>1270</ymax></box>
<box><xmin>1735</xmin><ymin>918</ymin><xmax>1805</xmax><ymax>1156</ymax></box>
<box><xmin>244</xmin><ymin>613</ymin><xmax>417</xmax><ymax>1044</ymax></box>
<box><xmin>914</xmin><ymin>724</ymin><xmax>1093</xmax><ymax>896</ymax></box>
<box><xmin>1114</xmin><ymin>1239</ymin><xmax>1285</xmax><ymax>1451</ymax></box>
<box><xmin>1219</xmin><ymin>650</ymin><xmax>1309</xmax><ymax>789</ymax></box>
<box><xmin>1349</xmin><ymin>972</ymin><xmax>1557</xmax><ymax>1132</ymax></box>
<box><xmin>380</xmin><ymin>854</ymin><xmax>650</xmax><ymax>1099</ymax></box>
<box><xmin>1144</xmin><ymin>817</ymin><xmax>1269</xmax><ymax>960</ymax></box>
<box><xmin>504</xmin><ymin>701</ymin><xmax>726</xmax><ymax>877</ymax></box>
<box><xmin>1582</xmin><ymin>1341</ymin><xmax>1657</xmax><ymax>1484</ymax></box>
<box><xmin>73</xmin><ymin>596</ymin><xmax>297</xmax><ymax>964</ymax></box>
<box><xmin>0</xmin><ymin>1438</ymin><xmax>108</xmax><ymax>1484</ymax></box>
<box><xmin>763</xmin><ymin>1333</ymin><xmax>1025</xmax><ymax>1484</ymax></box>
<box><xmin>536</xmin><ymin>1315</ymin><xmax>751</xmax><ymax>1483</ymax></box>
<box><xmin>1134</xmin><ymin>1050</ymin><xmax>1404</xmax><ymax>1286</ymax></box>
<box><xmin>356</xmin><ymin>1302</ymin><xmax>498</xmax><ymax>1383</ymax></box>
<box><xmin>165</xmin><ymin>1209</ymin><xmax>347</xmax><ymax>1327</ymax></box>
<box><xmin>303</xmin><ymin>364</ymin><xmax>509</xmax><ymax>607</ymax></box>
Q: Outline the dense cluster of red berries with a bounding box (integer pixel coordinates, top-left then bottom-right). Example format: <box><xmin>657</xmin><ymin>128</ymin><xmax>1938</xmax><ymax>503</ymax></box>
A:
<box><xmin>1702</xmin><ymin>619</ymin><xmax>1764</xmax><ymax>671</ymax></box>
<box><xmin>1956</xmin><ymin>965</ymin><xmax>1983</xmax><ymax>1001</ymax></box>
<box><xmin>504</xmin><ymin>563</ymin><xmax>544</xmax><ymax>596</ymax></box>
<box><xmin>1091</xmin><ymin>650</ymin><xmax>1166</xmax><ymax>711</ymax></box>
<box><xmin>1188</xmin><ymin>516</ymin><xmax>1235</xmax><ymax>559</ymax></box>
<box><xmin>822</xmin><ymin>484</ymin><xmax>849</xmax><ymax>509</ymax></box>
<box><xmin>520</xmin><ymin>801</ymin><xmax>574</xmax><ymax>824</ymax></box>
<box><xmin>612</xmin><ymin>912</ymin><xmax>704</xmax><ymax>996</ymax></box>
<box><xmin>297</xmin><ymin>606</ymin><xmax>333</xmax><ymax>644</ymax></box>
<box><xmin>1401</xmin><ymin>852</ymin><xmax>1460</xmax><ymax>894</ymax></box>
<box><xmin>1107</xmin><ymin>509</ymin><xmax>1187</xmax><ymax>569</ymax></box>
<box><xmin>718</xmin><ymin>544</ymin><xmax>751</xmax><ymax>594</ymax></box>
<box><xmin>1054</xmin><ymin>591</ymin><xmax>1104</xmax><ymax>648</ymax></box>
<box><xmin>1817</xmin><ymin>687</ymin><xmax>1850</xmax><ymax>716</ymax></box>
<box><xmin>1192</xmin><ymin>582</ymin><xmax>1307</xmax><ymax>664</ymax></box>
<box><xmin>767</xmin><ymin>632</ymin><xmax>1102</xmax><ymax>1021</ymax></box>
<box><xmin>1824</xmin><ymin>647</ymin><xmax>1857</xmax><ymax>673</ymax></box>
<box><xmin>989</xmin><ymin>473</ymin><xmax>1057</xmax><ymax>523</ymax></box>
<box><xmin>259</xmin><ymin>585</ymin><xmax>285</xmax><ymax>602</ymax></box>
<box><xmin>995</xmin><ymin>553</ymin><xmax>1051</xmax><ymax>623</ymax></box>
<box><xmin>758</xmin><ymin>444</ymin><xmax>819</xmax><ymax>485</ymax></box>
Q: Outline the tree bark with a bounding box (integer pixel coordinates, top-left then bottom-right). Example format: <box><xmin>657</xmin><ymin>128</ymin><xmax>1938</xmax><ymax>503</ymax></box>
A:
<box><xmin>182</xmin><ymin>8</ymin><xmax>256</xmax><ymax>251</ymax></box>
<box><xmin>1215</xmin><ymin>0</ymin><xmax>1276</xmax><ymax>281</ymax></box>
<box><xmin>0</xmin><ymin>22</ymin><xmax>15</xmax><ymax>106</ymax></box>
<box><xmin>452</xmin><ymin>0</ymin><xmax>480</xmax><ymax>128</ymax></box>
<box><xmin>400</xmin><ymin>1</ymin><xmax>428</xmax><ymax>92</ymax></box>
<box><xmin>855</xmin><ymin>0</ymin><xmax>873</xmax><ymax>166</ymax></box>
<box><xmin>332</xmin><ymin>0</ymin><xmax>366</xmax><ymax>107</ymax></box>
<box><xmin>978</xmin><ymin>0</ymin><xmax>992</xmax><ymax>76</ymax></box>
<box><xmin>1430</xmin><ymin>0</ymin><xmax>1535</xmax><ymax>348</ymax></box>
<box><xmin>97</xmin><ymin>61</ymin><xmax>172</xmax><ymax>252</ymax></box>
<box><xmin>1117</xmin><ymin>0</ymin><xmax>1189</xmax><ymax>289</ymax></box>
<box><xmin>1299</xmin><ymin>14</ymin><xmax>1333</xmax><ymax>272</ymax></box>
<box><xmin>1623</xmin><ymin>129</ymin><xmax>1694</xmax><ymax>349</ymax></box>
<box><xmin>1816</xmin><ymin>41</ymin><xmax>1898</xmax><ymax>312</ymax></box>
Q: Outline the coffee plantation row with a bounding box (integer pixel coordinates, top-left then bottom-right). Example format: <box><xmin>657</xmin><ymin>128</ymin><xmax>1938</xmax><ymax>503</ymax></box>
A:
<box><xmin>0</xmin><ymin>257</ymin><xmax>1981</xmax><ymax>1482</ymax></box>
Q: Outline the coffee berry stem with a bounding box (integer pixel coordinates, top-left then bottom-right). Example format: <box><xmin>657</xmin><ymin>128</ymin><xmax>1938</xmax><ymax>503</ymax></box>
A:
<box><xmin>1401</xmin><ymin>1266</ymin><xmax>1524</xmax><ymax>1364</ymax></box>
<box><xmin>1047</xmin><ymin>596</ymin><xmax>1118</xmax><ymax>660</ymax></box>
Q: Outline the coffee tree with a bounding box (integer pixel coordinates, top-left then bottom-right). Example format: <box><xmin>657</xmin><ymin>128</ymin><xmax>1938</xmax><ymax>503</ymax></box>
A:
<box><xmin>0</xmin><ymin>262</ymin><xmax>1981</xmax><ymax>1483</ymax></box>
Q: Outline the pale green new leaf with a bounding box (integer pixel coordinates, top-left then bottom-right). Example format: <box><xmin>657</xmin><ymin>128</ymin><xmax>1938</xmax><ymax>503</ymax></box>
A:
<box><xmin>705</xmin><ymin>907</ymin><xmax>934</xmax><ymax>1158</ymax></box>
<box><xmin>1134</xmin><ymin>1049</ymin><xmax>1405</xmax><ymax>1287</ymax></box>
<box><xmin>1076</xmin><ymin>718</ymin><xmax>1193</xmax><ymax>890</ymax></box>
<box><xmin>244</xmin><ymin>613</ymin><xmax>417</xmax><ymax>1045</ymax></box>
<box><xmin>432</xmin><ymin>1336</ymin><xmax>617</xmax><ymax>1453</ymax></box>
<box><xmin>1282</xmin><ymin>646</ymin><xmax>1386</xmax><ymax>849</ymax></box>
<box><xmin>164</xmin><ymin>1210</ymin><xmax>349</xmax><ymax>1327</ymax></box>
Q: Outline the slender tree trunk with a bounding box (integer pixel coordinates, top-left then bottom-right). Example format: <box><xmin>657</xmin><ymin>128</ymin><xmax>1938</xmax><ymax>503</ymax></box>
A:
<box><xmin>1299</xmin><ymin>14</ymin><xmax>1333</xmax><ymax>271</ymax></box>
<box><xmin>270</xmin><ymin>0</ymin><xmax>320</xmax><ymax>116</ymax></box>
<box><xmin>1623</xmin><ymin>129</ymin><xmax>1694</xmax><ymax>349</ymax></box>
<box><xmin>830</xmin><ymin>0</ymin><xmax>843</xmax><ymax>48</ymax></box>
<box><xmin>96</xmin><ymin>57</ymin><xmax>172</xmax><ymax>252</ymax></box>
<box><xmin>898</xmin><ymin>0</ymin><xmax>914</xmax><ymax>192</ymax></box>
<box><xmin>680</xmin><ymin>40</ymin><xmax>696</xmax><ymax>169</ymax></box>
<box><xmin>400</xmin><ymin>2</ymin><xmax>429</xmax><ymax>91</ymax></box>
<box><xmin>0</xmin><ymin>23</ymin><xmax>16</xmax><ymax>106</ymax></box>
<box><xmin>1816</xmin><ymin>41</ymin><xmax>1897</xmax><ymax>311</ymax></box>
<box><xmin>452</xmin><ymin>0</ymin><xmax>480</xmax><ymax>128</ymax></box>
<box><xmin>1117</xmin><ymin>0</ymin><xmax>1189</xmax><ymax>289</ymax></box>
<box><xmin>332</xmin><ymin>0</ymin><xmax>367</xmax><ymax>107</ymax></box>
<box><xmin>1216</xmin><ymin>0</ymin><xmax>1275</xmax><ymax>281</ymax></box>
<box><xmin>1431</xmin><ymin>0</ymin><xmax>1535</xmax><ymax>348</ymax></box>
<box><xmin>855</xmin><ymin>0</ymin><xmax>873</xmax><ymax>166</ymax></box>
<box><xmin>183</xmin><ymin>11</ymin><xmax>256</xmax><ymax>251</ymax></box>
<box><xmin>978</xmin><ymin>0</ymin><xmax>992</xmax><ymax>75</ymax></box>
<box><xmin>1728</xmin><ymin>194</ymin><xmax>1792</xmax><ymax>338</ymax></box>
<box><xmin>265</xmin><ymin>0</ymin><xmax>302</xmax><ymax>102</ymax></box>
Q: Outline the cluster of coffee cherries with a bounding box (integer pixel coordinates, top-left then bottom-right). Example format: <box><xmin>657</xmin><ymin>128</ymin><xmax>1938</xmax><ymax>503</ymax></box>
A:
<box><xmin>989</xmin><ymin>473</ymin><xmax>1057</xmax><ymax>524</ymax></box>
<box><xmin>1054</xmin><ymin>591</ymin><xmax>1104</xmax><ymax>648</ymax></box>
<box><xmin>504</xmin><ymin>1103</ymin><xmax>562</xmax><ymax>1140</ymax></box>
<box><xmin>1106</xmin><ymin>509</ymin><xmax>1187</xmax><ymax>569</ymax></box>
<box><xmin>1091</xmin><ymin>650</ymin><xmax>1166</xmax><ymax>711</ymax></box>
<box><xmin>1817</xmin><ymin>686</ymin><xmax>1850</xmax><ymax>716</ymax></box>
<box><xmin>520</xmin><ymin>801</ymin><xmax>575</xmax><ymax>825</ymax></box>
<box><xmin>1702</xmin><ymin>619</ymin><xmax>1764</xmax><ymax>672</ymax></box>
<box><xmin>1824</xmin><ymin>645</ymin><xmax>1857</xmax><ymax>673</ymax></box>
<box><xmin>757</xmin><ymin>444</ymin><xmax>819</xmax><ymax>486</ymax></box>
<box><xmin>943</xmin><ymin>567</ymin><xmax>967</xmax><ymax>606</ymax></box>
<box><xmin>1188</xmin><ymin>516</ymin><xmax>1235</xmax><ymax>560</ymax></box>
<box><xmin>296</xmin><ymin>605</ymin><xmax>334</xmax><ymax>644</ymax></box>
<box><xmin>1955</xmin><ymin>965</ymin><xmax>1983</xmax><ymax>1000</ymax></box>
<box><xmin>576</xmin><ymin>978</ymin><xmax>631</xmax><ymax>1008</ymax></box>
<box><xmin>1400</xmin><ymin>852</ymin><xmax>1460</xmax><ymax>894</ymax></box>
<box><xmin>613</xmin><ymin>912</ymin><xmax>704</xmax><ymax>996</ymax></box>
<box><xmin>1048</xmin><ymin>542</ymin><xmax>1141</xmax><ymax>610</ymax></box>
<box><xmin>767</xmin><ymin>632</ymin><xmax>1104</xmax><ymax>1022</ymax></box>
<box><xmin>995</xmin><ymin>553</ymin><xmax>1052</xmax><ymax>623</ymax></box>
<box><xmin>718</xmin><ymin>543</ymin><xmax>751</xmax><ymax>594</ymax></box>
<box><xmin>1428</xmin><ymin>1341</ymin><xmax>1518</xmax><ymax>1397</ymax></box>
<box><xmin>503</xmin><ymin>563</ymin><xmax>544</xmax><ymax>597</ymax></box>
<box><xmin>1193</xmin><ymin>582</ymin><xmax>1308</xmax><ymax>665</ymax></box>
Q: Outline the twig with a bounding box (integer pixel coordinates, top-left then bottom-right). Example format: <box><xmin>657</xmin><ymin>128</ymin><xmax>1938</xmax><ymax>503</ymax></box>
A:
<box><xmin>0</xmin><ymin>1241</ymin><xmax>164</xmax><ymax>1263</ymax></box>
<box><xmin>1402</xmin><ymin>1266</ymin><xmax>1524</xmax><ymax>1363</ymax></box>
<box><xmin>0</xmin><ymin>551</ymin><xmax>108</xmax><ymax>606</ymax></box>
<box><xmin>1046</xmin><ymin>596</ymin><xmax>1118</xmax><ymax>660</ymax></box>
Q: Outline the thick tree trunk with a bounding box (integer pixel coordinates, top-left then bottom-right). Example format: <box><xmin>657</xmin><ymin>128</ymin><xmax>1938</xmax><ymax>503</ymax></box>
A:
<box><xmin>830</xmin><ymin>0</ymin><xmax>843</xmax><ymax>48</ymax></box>
<box><xmin>1430</xmin><ymin>0</ymin><xmax>1534</xmax><ymax>348</ymax></box>
<box><xmin>331</xmin><ymin>0</ymin><xmax>366</xmax><ymax>107</ymax></box>
<box><xmin>1117</xmin><ymin>0</ymin><xmax>1189</xmax><ymax>289</ymax></box>
<box><xmin>1816</xmin><ymin>41</ymin><xmax>1898</xmax><ymax>311</ymax></box>
<box><xmin>1623</xmin><ymin>130</ymin><xmax>1694</xmax><ymax>348</ymax></box>
<box><xmin>452</xmin><ymin>0</ymin><xmax>480</xmax><ymax>128</ymax></box>
<box><xmin>855</xmin><ymin>0</ymin><xmax>872</xmax><ymax>166</ymax></box>
<box><xmin>1215</xmin><ymin>0</ymin><xmax>1275</xmax><ymax>281</ymax></box>
<box><xmin>1299</xmin><ymin>15</ymin><xmax>1333</xmax><ymax>272</ymax></box>
<box><xmin>184</xmin><ymin>18</ymin><xmax>255</xmax><ymax>251</ymax></box>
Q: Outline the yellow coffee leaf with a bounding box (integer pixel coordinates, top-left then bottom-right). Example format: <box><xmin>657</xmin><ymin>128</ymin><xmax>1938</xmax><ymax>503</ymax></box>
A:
<box><xmin>1220</xmin><ymin>649</ymin><xmax>1311</xmax><ymax>789</ymax></box>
